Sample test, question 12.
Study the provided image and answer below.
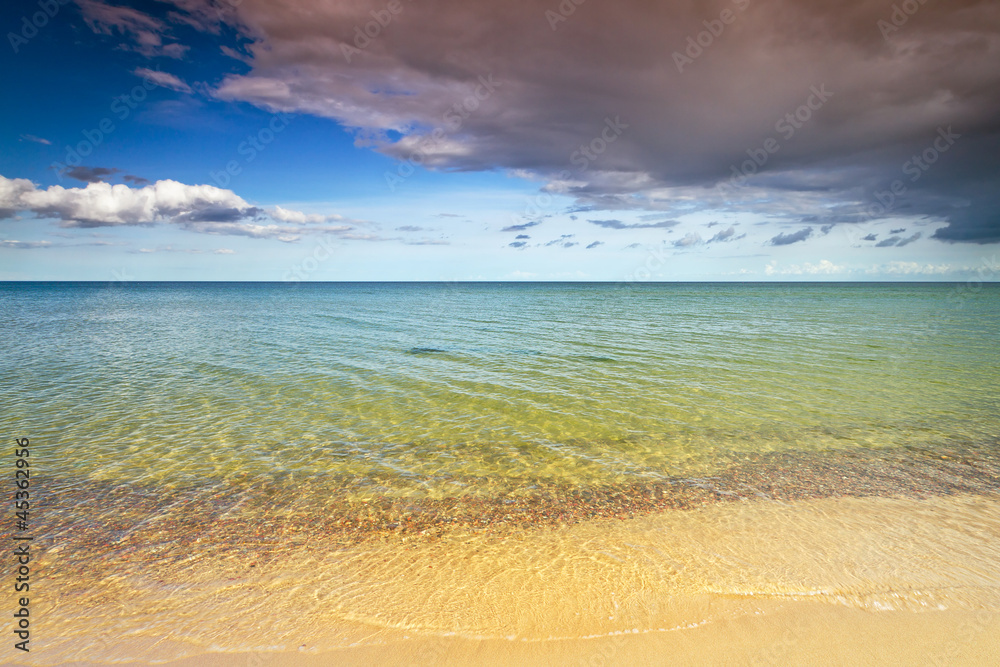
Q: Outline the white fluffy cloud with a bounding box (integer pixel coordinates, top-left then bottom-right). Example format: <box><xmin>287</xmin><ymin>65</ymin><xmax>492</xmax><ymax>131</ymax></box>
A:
<box><xmin>14</xmin><ymin>177</ymin><xmax>252</xmax><ymax>227</ymax></box>
<box><xmin>0</xmin><ymin>174</ymin><xmax>370</xmax><ymax>241</ymax></box>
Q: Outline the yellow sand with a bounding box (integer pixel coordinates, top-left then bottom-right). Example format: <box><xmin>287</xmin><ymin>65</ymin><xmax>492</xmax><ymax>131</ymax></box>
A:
<box><xmin>7</xmin><ymin>493</ymin><xmax>1000</xmax><ymax>665</ymax></box>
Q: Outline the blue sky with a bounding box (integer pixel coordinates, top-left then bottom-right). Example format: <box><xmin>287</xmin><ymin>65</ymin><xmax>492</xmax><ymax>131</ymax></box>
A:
<box><xmin>1</xmin><ymin>0</ymin><xmax>998</xmax><ymax>281</ymax></box>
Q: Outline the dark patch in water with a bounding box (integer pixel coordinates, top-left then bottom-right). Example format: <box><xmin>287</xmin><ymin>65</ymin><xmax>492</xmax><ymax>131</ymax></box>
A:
<box><xmin>407</xmin><ymin>347</ymin><xmax>447</xmax><ymax>355</ymax></box>
<box><xmin>578</xmin><ymin>355</ymin><xmax>615</xmax><ymax>362</ymax></box>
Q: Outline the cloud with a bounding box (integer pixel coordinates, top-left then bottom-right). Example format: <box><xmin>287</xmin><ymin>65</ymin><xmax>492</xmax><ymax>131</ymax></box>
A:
<box><xmin>6</xmin><ymin>176</ymin><xmax>254</xmax><ymax>228</ymax></box>
<box><xmin>396</xmin><ymin>225</ymin><xmax>425</xmax><ymax>232</ymax></box>
<box><xmin>588</xmin><ymin>219</ymin><xmax>680</xmax><ymax>230</ymax></box>
<box><xmin>136</xmin><ymin>245</ymin><xmax>206</xmax><ymax>254</ymax></box>
<box><xmin>0</xmin><ymin>174</ymin><xmax>375</xmax><ymax>241</ymax></box>
<box><xmin>62</xmin><ymin>166</ymin><xmax>120</xmax><ymax>183</ymax></box>
<box><xmin>19</xmin><ymin>134</ymin><xmax>51</xmax><ymax>145</ymax></box>
<box><xmin>862</xmin><ymin>233</ymin><xmax>878</xmax><ymax>241</ymax></box>
<box><xmin>133</xmin><ymin>68</ymin><xmax>192</xmax><ymax>94</ymax></box>
<box><xmin>890</xmin><ymin>228</ymin><xmax>907</xmax><ymax>234</ymax></box>
<box><xmin>268</xmin><ymin>205</ymin><xmax>344</xmax><ymax>225</ymax></box>
<box><xmin>508</xmin><ymin>241</ymin><xmax>527</xmax><ymax>248</ymax></box>
<box><xmin>770</xmin><ymin>228</ymin><xmax>813</xmax><ymax>246</ymax></box>
<box><xmin>544</xmin><ymin>234</ymin><xmax>575</xmax><ymax>247</ymax></box>
<box><xmin>123</xmin><ymin>174</ymin><xmax>150</xmax><ymax>185</ymax></box>
<box><xmin>708</xmin><ymin>226</ymin><xmax>736</xmax><ymax>243</ymax></box>
<box><xmin>876</xmin><ymin>232</ymin><xmax>922</xmax><ymax>247</ymax></box>
<box><xmin>672</xmin><ymin>232</ymin><xmax>703</xmax><ymax>248</ymax></box>
<box><xmin>765</xmin><ymin>259</ymin><xmax>845</xmax><ymax>275</ymax></box>
<box><xmin>515</xmin><ymin>234</ymin><xmax>530</xmax><ymax>239</ymax></box>
<box><xmin>501</xmin><ymin>221</ymin><xmax>541</xmax><ymax>232</ymax></box>
<box><xmin>220</xmin><ymin>45</ymin><xmax>252</xmax><ymax>63</ymax></box>
<box><xmin>405</xmin><ymin>239</ymin><xmax>449</xmax><ymax>245</ymax></box>
<box><xmin>874</xmin><ymin>261</ymin><xmax>957</xmax><ymax>275</ymax></box>
<box><xmin>586</xmin><ymin>241</ymin><xmax>603</xmax><ymax>249</ymax></box>
<box><xmin>1</xmin><ymin>240</ymin><xmax>53</xmax><ymax>249</ymax></box>
<box><xmin>186</xmin><ymin>0</ymin><xmax>1000</xmax><ymax>243</ymax></box>
<box><xmin>0</xmin><ymin>238</ymin><xmax>126</xmax><ymax>250</ymax></box>
<box><xmin>0</xmin><ymin>176</ymin><xmax>37</xmax><ymax>220</ymax></box>
<box><xmin>78</xmin><ymin>0</ymin><xmax>189</xmax><ymax>58</ymax></box>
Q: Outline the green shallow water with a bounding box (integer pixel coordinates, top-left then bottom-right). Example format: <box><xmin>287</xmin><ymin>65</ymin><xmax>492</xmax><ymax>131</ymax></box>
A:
<box><xmin>2</xmin><ymin>281</ymin><xmax>999</xmax><ymax>497</ymax></box>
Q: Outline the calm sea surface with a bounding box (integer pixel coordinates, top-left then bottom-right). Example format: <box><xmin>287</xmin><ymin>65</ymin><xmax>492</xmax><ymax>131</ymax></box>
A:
<box><xmin>2</xmin><ymin>281</ymin><xmax>999</xmax><ymax>662</ymax></box>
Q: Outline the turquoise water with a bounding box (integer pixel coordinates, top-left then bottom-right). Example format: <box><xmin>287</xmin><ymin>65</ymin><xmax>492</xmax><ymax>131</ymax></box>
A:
<box><xmin>2</xmin><ymin>281</ymin><xmax>999</xmax><ymax>496</ymax></box>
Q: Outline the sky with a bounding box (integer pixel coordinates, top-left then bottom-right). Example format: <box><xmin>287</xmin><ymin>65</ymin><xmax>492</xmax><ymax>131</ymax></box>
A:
<box><xmin>1</xmin><ymin>0</ymin><xmax>999</xmax><ymax>281</ymax></box>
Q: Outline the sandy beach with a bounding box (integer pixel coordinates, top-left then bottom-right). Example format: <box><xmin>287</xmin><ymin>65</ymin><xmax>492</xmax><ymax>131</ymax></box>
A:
<box><xmin>8</xmin><ymin>484</ymin><xmax>1000</xmax><ymax>665</ymax></box>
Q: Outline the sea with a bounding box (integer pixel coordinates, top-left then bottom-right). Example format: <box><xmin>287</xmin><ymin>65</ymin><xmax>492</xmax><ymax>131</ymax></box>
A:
<box><xmin>2</xmin><ymin>281</ymin><xmax>999</xmax><ymax>663</ymax></box>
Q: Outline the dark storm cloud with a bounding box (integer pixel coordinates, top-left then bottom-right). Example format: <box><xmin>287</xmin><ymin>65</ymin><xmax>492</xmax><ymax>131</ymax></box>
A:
<box><xmin>770</xmin><ymin>228</ymin><xmax>813</xmax><ymax>246</ymax></box>
<box><xmin>160</xmin><ymin>0</ymin><xmax>1000</xmax><ymax>242</ymax></box>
